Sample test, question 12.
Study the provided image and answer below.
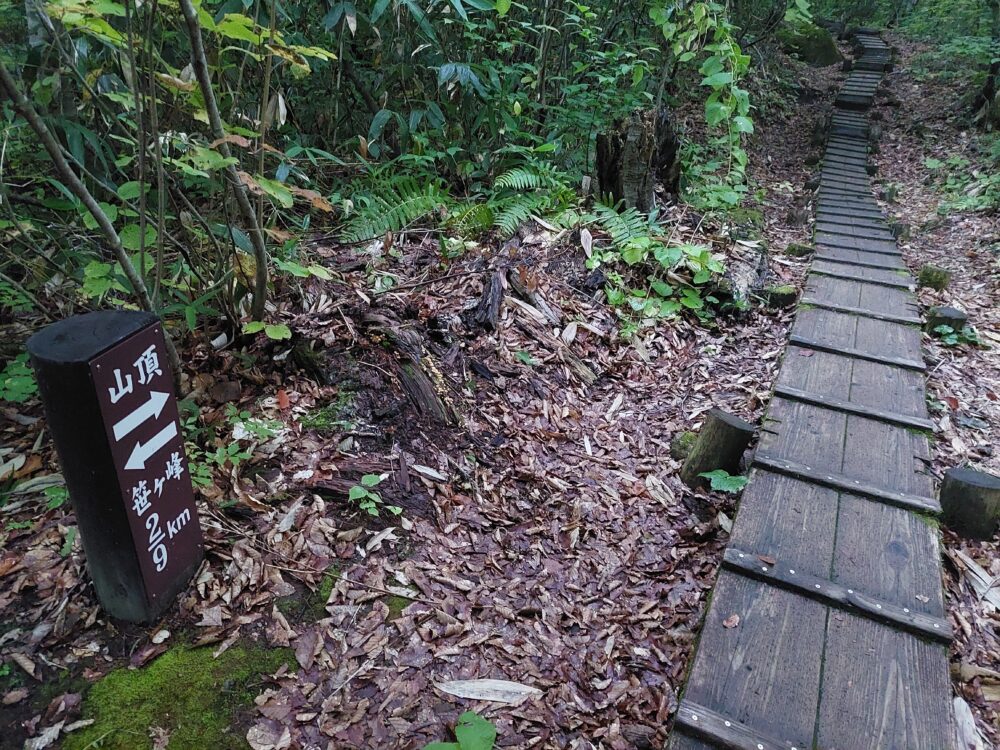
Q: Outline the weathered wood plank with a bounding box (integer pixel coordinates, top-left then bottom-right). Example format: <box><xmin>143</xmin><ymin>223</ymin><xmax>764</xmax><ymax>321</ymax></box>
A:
<box><xmin>772</xmin><ymin>384</ymin><xmax>933</xmax><ymax>430</ymax></box>
<box><xmin>809</xmin><ymin>264</ymin><xmax>913</xmax><ymax>289</ymax></box>
<box><xmin>834</xmin><ymin>495</ymin><xmax>946</xmax><ymax>616</ymax></box>
<box><xmin>813</xmin><ymin>250</ymin><xmax>906</xmax><ymax>270</ymax></box>
<box><xmin>753</xmin><ymin>452</ymin><xmax>940</xmax><ymax>514</ymax></box>
<box><xmin>676</xmin><ymin>572</ymin><xmax>826</xmax><ymax>750</ymax></box>
<box><xmin>674</xmin><ymin>702</ymin><xmax>806</xmax><ymax>750</ymax></box>
<box><xmin>801</xmin><ymin>299</ymin><xmax>921</xmax><ymax>325</ymax></box>
<box><xmin>803</xmin><ymin>275</ymin><xmax>919</xmax><ymax>321</ymax></box>
<box><xmin>780</xmin><ymin>344</ymin><xmax>926</xmax><ymax>408</ymax></box>
<box><xmin>788</xmin><ymin>337</ymin><xmax>924</xmax><ymax>371</ymax></box>
<box><xmin>722</xmin><ymin>547</ymin><xmax>950</xmax><ymax>641</ymax></box>
<box><xmin>841</xmin><ymin>412</ymin><xmax>935</xmax><ymax>499</ymax></box>
<box><xmin>816</xmin><ymin>616</ymin><xmax>952</xmax><ymax>750</ymax></box>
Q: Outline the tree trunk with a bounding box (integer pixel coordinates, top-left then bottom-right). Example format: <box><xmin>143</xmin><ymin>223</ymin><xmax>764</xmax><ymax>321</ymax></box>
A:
<box><xmin>975</xmin><ymin>0</ymin><xmax>1000</xmax><ymax>126</ymax></box>
<box><xmin>596</xmin><ymin>108</ymin><xmax>680</xmax><ymax>211</ymax></box>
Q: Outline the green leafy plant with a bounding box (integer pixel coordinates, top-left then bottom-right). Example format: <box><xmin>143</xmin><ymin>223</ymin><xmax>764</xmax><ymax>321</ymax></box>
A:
<box><xmin>932</xmin><ymin>324</ymin><xmax>981</xmax><ymax>347</ymax></box>
<box><xmin>0</xmin><ymin>355</ymin><xmax>38</xmax><ymax>404</ymax></box>
<box><xmin>348</xmin><ymin>473</ymin><xmax>402</xmax><ymax>517</ymax></box>
<box><xmin>424</xmin><ymin>712</ymin><xmax>497</xmax><ymax>750</ymax></box>
<box><xmin>243</xmin><ymin>322</ymin><xmax>293</xmax><ymax>341</ymax></box>
<box><xmin>698</xmin><ymin>469</ymin><xmax>749</xmax><ymax>493</ymax></box>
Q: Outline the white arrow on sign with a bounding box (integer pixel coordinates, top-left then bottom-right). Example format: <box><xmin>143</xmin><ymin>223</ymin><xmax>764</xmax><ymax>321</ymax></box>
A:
<box><xmin>125</xmin><ymin>422</ymin><xmax>177</xmax><ymax>470</ymax></box>
<box><xmin>113</xmin><ymin>390</ymin><xmax>170</xmax><ymax>441</ymax></box>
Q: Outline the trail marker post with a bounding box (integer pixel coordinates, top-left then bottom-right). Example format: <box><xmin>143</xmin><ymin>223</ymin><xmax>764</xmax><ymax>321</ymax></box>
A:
<box><xmin>27</xmin><ymin>311</ymin><xmax>203</xmax><ymax>622</ymax></box>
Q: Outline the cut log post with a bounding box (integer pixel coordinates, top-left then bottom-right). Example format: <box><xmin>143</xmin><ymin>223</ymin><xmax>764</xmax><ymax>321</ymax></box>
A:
<box><xmin>680</xmin><ymin>409</ymin><xmax>756</xmax><ymax>489</ymax></box>
<box><xmin>941</xmin><ymin>467</ymin><xmax>1000</xmax><ymax>540</ymax></box>
<box><xmin>925</xmin><ymin>305</ymin><xmax>968</xmax><ymax>334</ymax></box>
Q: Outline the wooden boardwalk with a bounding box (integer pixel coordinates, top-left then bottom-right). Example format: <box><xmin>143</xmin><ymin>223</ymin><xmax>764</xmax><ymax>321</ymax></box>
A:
<box><xmin>669</xmin><ymin>33</ymin><xmax>954</xmax><ymax>750</ymax></box>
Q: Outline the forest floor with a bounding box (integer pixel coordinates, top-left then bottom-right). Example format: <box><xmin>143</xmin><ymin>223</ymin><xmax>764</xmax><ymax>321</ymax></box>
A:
<box><xmin>876</xmin><ymin>32</ymin><xmax>1000</xmax><ymax>748</ymax></box>
<box><xmin>0</xmin><ymin>34</ymin><xmax>996</xmax><ymax>750</ymax></box>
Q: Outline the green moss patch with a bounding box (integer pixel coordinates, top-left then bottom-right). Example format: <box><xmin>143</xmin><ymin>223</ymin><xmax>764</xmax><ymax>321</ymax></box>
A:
<box><xmin>64</xmin><ymin>645</ymin><xmax>293</xmax><ymax>750</ymax></box>
<box><xmin>777</xmin><ymin>22</ymin><xmax>842</xmax><ymax>66</ymax></box>
<box><xmin>300</xmin><ymin>389</ymin><xmax>356</xmax><ymax>433</ymax></box>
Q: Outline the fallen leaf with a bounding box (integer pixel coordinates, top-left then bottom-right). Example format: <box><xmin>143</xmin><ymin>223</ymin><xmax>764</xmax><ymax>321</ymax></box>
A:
<box><xmin>276</xmin><ymin>389</ymin><xmax>290</xmax><ymax>410</ymax></box>
<box><xmin>757</xmin><ymin>554</ymin><xmax>777</xmax><ymax>566</ymax></box>
<box><xmin>723</xmin><ymin>614</ymin><xmax>740</xmax><ymax>629</ymax></box>
<box><xmin>943</xmin><ymin>395</ymin><xmax>959</xmax><ymax>411</ymax></box>
<box><xmin>434</xmin><ymin>678</ymin><xmax>542</xmax><ymax>705</ymax></box>
<box><xmin>2</xmin><ymin>688</ymin><xmax>29</xmax><ymax>705</ymax></box>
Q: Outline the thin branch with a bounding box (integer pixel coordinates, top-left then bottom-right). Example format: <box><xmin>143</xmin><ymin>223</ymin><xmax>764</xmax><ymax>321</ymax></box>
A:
<box><xmin>0</xmin><ymin>58</ymin><xmax>183</xmax><ymax>387</ymax></box>
<box><xmin>178</xmin><ymin>0</ymin><xmax>269</xmax><ymax>321</ymax></box>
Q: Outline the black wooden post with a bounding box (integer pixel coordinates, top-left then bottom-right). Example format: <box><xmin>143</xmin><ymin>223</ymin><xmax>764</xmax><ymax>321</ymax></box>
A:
<box><xmin>940</xmin><ymin>467</ymin><xmax>1000</xmax><ymax>540</ymax></box>
<box><xmin>27</xmin><ymin>311</ymin><xmax>203</xmax><ymax>622</ymax></box>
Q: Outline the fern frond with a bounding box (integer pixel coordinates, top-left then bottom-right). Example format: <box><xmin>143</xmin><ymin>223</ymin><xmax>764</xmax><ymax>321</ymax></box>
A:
<box><xmin>493</xmin><ymin>163</ymin><xmax>561</xmax><ymax>191</ymax></box>
<box><xmin>491</xmin><ymin>193</ymin><xmax>551</xmax><ymax>237</ymax></box>
<box><xmin>447</xmin><ymin>202</ymin><xmax>495</xmax><ymax>238</ymax></box>
<box><xmin>342</xmin><ymin>177</ymin><xmax>451</xmax><ymax>243</ymax></box>
<box><xmin>590</xmin><ymin>201</ymin><xmax>651</xmax><ymax>250</ymax></box>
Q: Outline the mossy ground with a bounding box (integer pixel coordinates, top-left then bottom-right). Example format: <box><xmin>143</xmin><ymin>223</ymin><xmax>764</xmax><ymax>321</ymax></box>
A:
<box><xmin>777</xmin><ymin>22</ymin><xmax>842</xmax><ymax>66</ymax></box>
<box><xmin>299</xmin><ymin>389</ymin><xmax>356</xmax><ymax>432</ymax></box>
<box><xmin>276</xmin><ymin>564</ymin><xmax>340</xmax><ymax>622</ymax></box>
<box><xmin>63</xmin><ymin>644</ymin><xmax>293</xmax><ymax>750</ymax></box>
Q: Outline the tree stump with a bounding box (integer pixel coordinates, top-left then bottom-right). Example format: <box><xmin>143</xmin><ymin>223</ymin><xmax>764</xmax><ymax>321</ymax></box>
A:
<box><xmin>596</xmin><ymin>108</ymin><xmax>680</xmax><ymax>211</ymax></box>
<box><xmin>680</xmin><ymin>409</ymin><xmax>756</xmax><ymax>489</ymax></box>
<box><xmin>941</xmin><ymin>467</ymin><xmax>1000</xmax><ymax>540</ymax></box>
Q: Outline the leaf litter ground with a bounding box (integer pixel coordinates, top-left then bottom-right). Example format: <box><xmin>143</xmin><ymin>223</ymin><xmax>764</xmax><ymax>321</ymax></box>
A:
<box><xmin>0</xmin><ymin>57</ymin><xmax>853</xmax><ymax>750</ymax></box>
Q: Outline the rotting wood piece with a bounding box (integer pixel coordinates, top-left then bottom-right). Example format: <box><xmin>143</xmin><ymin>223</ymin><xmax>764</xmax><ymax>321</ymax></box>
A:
<box><xmin>722</xmin><ymin>547</ymin><xmax>951</xmax><ymax>642</ymax></box>
<box><xmin>680</xmin><ymin>409</ymin><xmax>756</xmax><ymax>489</ymax></box>
<box><xmin>596</xmin><ymin>107</ymin><xmax>680</xmax><ymax>211</ymax></box>
<box><xmin>940</xmin><ymin>466</ymin><xmax>1000</xmax><ymax>540</ymax></box>
<box><xmin>507</xmin><ymin>266</ymin><xmax>561</xmax><ymax>325</ymax></box>
<box><xmin>472</xmin><ymin>270</ymin><xmax>505</xmax><ymax>330</ymax></box>
<box><xmin>363</xmin><ymin>312</ymin><xmax>458</xmax><ymax>425</ymax></box>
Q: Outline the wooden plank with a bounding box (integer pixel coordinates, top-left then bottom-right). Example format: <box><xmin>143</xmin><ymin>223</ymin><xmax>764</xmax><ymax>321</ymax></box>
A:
<box><xmin>772</xmin><ymin>384</ymin><xmax>934</xmax><ymax>430</ymax></box>
<box><xmin>803</xmin><ymin>275</ymin><xmax>919</xmax><ymax>321</ymax></box>
<box><xmin>802</xmin><ymin>299</ymin><xmax>920</xmax><ymax>325</ymax></box>
<box><xmin>834</xmin><ymin>496</ymin><xmax>946</xmax><ymax>616</ymax></box>
<box><xmin>675</xmin><ymin>702</ymin><xmax>806</xmax><ymax>750</ymax></box>
<box><xmin>722</xmin><ymin>548</ymin><xmax>950</xmax><ymax>641</ymax></box>
<box><xmin>729</xmin><ymin>471</ymin><xmax>839</xmax><ymax>573</ymax></box>
<box><xmin>783</xmin><ymin>345</ymin><xmax>924</xmax><ymax>410</ymax></box>
<box><xmin>676</xmin><ymin>572</ymin><xmax>826</xmax><ymax>750</ymax></box>
<box><xmin>813</xmin><ymin>223</ymin><xmax>896</xmax><ymax>241</ymax></box>
<box><xmin>787</xmin><ymin>336</ymin><xmax>925</xmax><ymax>371</ymax></box>
<box><xmin>813</xmin><ymin>215</ymin><xmax>893</xmax><ymax>232</ymax></box>
<box><xmin>810</xmin><ymin>264</ymin><xmax>913</xmax><ymax>289</ymax></box>
<box><xmin>842</xmin><ymin>411</ymin><xmax>936</xmax><ymax>498</ymax></box>
<box><xmin>813</xmin><ymin>250</ymin><xmax>906</xmax><ymax>271</ymax></box>
<box><xmin>814</xmin><ymin>232</ymin><xmax>900</xmax><ymax>254</ymax></box>
<box><xmin>753</xmin><ymin>453</ymin><xmax>940</xmax><ymax>514</ymax></box>
<box><xmin>816</xmin><ymin>616</ymin><xmax>952</xmax><ymax>750</ymax></box>
<box><xmin>847</xmin><ymin>358</ymin><xmax>928</xmax><ymax>415</ymax></box>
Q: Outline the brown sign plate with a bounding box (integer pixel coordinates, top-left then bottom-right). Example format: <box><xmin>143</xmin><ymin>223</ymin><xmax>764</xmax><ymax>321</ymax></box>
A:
<box><xmin>90</xmin><ymin>324</ymin><xmax>202</xmax><ymax>604</ymax></box>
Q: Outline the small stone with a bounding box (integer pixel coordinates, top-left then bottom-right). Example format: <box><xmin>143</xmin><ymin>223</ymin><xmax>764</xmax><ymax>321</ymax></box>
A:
<box><xmin>784</xmin><ymin>242</ymin><xmax>814</xmax><ymax>258</ymax></box>
<box><xmin>918</xmin><ymin>264</ymin><xmax>951</xmax><ymax>291</ymax></box>
<box><xmin>924</xmin><ymin>306</ymin><xmax>969</xmax><ymax>333</ymax></box>
<box><xmin>889</xmin><ymin>222</ymin><xmax>910</xmax><ymax>240</ymax></box>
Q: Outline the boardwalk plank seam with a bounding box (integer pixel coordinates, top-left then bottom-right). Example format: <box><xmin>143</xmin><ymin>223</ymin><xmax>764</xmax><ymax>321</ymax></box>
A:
<box><xmin>722</xmin><ymin>547</ymin><xmax>952</xmax><ymax>642</ymax></box>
